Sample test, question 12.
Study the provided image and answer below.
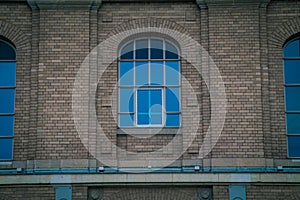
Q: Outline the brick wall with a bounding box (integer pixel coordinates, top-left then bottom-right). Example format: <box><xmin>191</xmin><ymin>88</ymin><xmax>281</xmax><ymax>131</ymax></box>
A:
<box><xmin>88</xmin><ymin>186</ymin><xmax>212</xmax><ymax>200</ymax></box>
<box><xmin>247</xmin><ymin>185</ymin><xmax>300</xmax><ymax>200</ymax></box>
<box><xmin>0</xmin><ymin>0</ymin><xmax>298</xmax><ymax>166</ymax></box>
<box><xmin>213</xmin><ymin>185</ymin><xmax>300</xmax><ymax>200</ymax></box>
<box><xmin>0</xmin><ymin>186</ymin><xmax>55</xmax><ymax>199</ymax></box>
<box><xmin>34</xmin><ymin>9</ymin><xmax>91</xmax><ymax>159</ymax></box>
<box><xmin>208</xmin><ymin>6</ymin><xmax>264</xmax><ymax>158</ymax></box>
<box><xmin>0</xmin><ymin>0</ymin><xmax>300</xmax><ymax>199</ymax></box>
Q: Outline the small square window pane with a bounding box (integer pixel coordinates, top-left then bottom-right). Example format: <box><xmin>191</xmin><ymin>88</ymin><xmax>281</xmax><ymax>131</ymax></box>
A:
<box><xmin>136</xmin><ymin>62</ymin><xmax>148</xmax><ymax>86</ymax></box>
<box><xmin>166</xmin><ymin>114</ymin><xmax>180</xmax><ymax>127</ymax></box>
<box><xmin>119</xmin><ymin>62</ymin><xmax>134</xmax><ymax>86</ymax></box>
<box><xmin>284</xmin><ymin>40</ymin><xmax>299</xmax><ymax>58</ymax></box>
<box><xmin>0</xmin><ymin>116</ymin><xmax>14</xmax><ymax>137</ymax></box>
<box><xmin>136</xmin><ymin>39</ymin><xmax>148</xmax><ymax>59</ymax></box>
<box><xmin>150</xmin><ymin>62</ymin><xmax>163</xmax><ymax>85</ymax></box>
<box><xmin>166</xmin><ymin>88</ymin><xmax>180</xmax><ymax>112</ymax></box>
<box><xmin>287</xmin><ymin>136</ymin><xmax>300</xmax><ymax>157</ymax></box>
<box><xmin>285</xmin><ymin>87</ymin><xmax>300</xmax><ymax>112</ymax></box>
<box><xmin>0</xmin><ymin>138</ymin><xmax>13</xmax><ymax>160</ymax></box>
<box><xmin>137</xmin><ymin>114</ymin><xmax>149</xmax><ymax>125</ymax></box>
<box><xmin>150</xmin><ymin>89</ymin><xmax>162</xmax><ymax>107</ymax></box>
<box><xmin>166</xmin><ymin>61</ymin><xmax>179</xmax><ymax>85</ymax></box>
<box><xmin>165</xmin><ymin>41</ymin><xmax>179</xmax><ymax>59</ymax></box>
<box><xmin>120</xmin><ymin>42</ymin><xmax>134</xmax><ymax>60</ymax></box>
<box><xmin>137</xmin><ymin>90</ymin><xmax>149</xmax><ymax>113</ymax></box>
<box><xmin>0</xmin><ymin>89</ymin><xmax>15</xmax><ymax>114</ymax></box>
<box><xmin>286</xmin><ymin>114</ymin><xmax>300</xmax><ymax>134</ymax></box>
<box><xmin>150</xmin><ymin>114</ymin><xmax>162</xmax><ymax>124</ymax></box>
<box><xmin>284</xmin><ymin>60</ymin><xmax>300</xmax><ymax>84</ymax></box>
<box><xmin>0</xmin><ymin>62</ymin><xmax>16</xmax><ymax>87</ymax></box>
<box><xmin>119</xmin><ymin>88</ymin><xmax>134</xmax><ymax>113</ymax></box>
<box><xmin>150</xmin><ymin>39</ymin><xmax>163</xmax><ymax>59</ymax></box>
<box><xmin>119</xmin><ymin>114</ymin><xmax>134</xmax><ymax>127</ymax></box>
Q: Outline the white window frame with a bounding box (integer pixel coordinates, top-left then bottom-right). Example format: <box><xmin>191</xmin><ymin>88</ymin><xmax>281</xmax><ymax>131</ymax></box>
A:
<box><xmin>118</xmin><ymin>37</ymin><xmax>181</xmax><ymax>128</ymax></box>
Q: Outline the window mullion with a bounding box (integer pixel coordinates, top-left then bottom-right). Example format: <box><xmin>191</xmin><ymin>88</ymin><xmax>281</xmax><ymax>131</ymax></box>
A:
<box><xmin>148</xmin><ymin>38</ymin><xmax>151</xmax><ymax>86</ymax></box>
<box><xmin>148</xmin><ymin>90</ymin><xmax>151</xmax><ymax>125</ymax></box>
<box><xmin>133</xmin><ymin>40</ymin><xmax>137</xmax><ymax>126</ymax></box>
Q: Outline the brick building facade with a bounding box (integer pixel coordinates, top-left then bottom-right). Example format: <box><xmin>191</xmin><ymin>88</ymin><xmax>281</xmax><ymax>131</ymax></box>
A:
<box><xmin>0</xmin><ymin>0</ymin><xmax>300</xmax><ymax>199</ymax></box>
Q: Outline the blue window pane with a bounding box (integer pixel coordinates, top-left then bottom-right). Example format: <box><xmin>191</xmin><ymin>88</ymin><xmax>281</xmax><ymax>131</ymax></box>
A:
<box><xmin>0</xmin><ymin>89</ymin><xmax>15</xmax><ymax>114</ymax></box>
<box><xmin>120</xmin><ymin>42</ymin><xmax>134</xmax><ymax>60</ymax></box>
<box><xmin>165</xmin><ymin>41</ymin><xmax>179</xmax><ymax>59</ymax></box>
<box><xmin>119</xmin><ymin>62</ymin><xmax>134</xmax><ymax>86</ymax></box>
<box><xmin>166</xmin><ymin>61</ymin><xmax>179</xmax><ymax>85</ymax></box>
<box><xmin>136</xmin><ymin>39</ymin><xmax>148</xmax><ymax>59</ymax></box>
<box><xmin>284</xmin><ymin>40</ymin><xmax>299</xmax><ymax>58</ymax></box>
<box><xmin>0</xmin><ymin>138</ymin><xmax>13</xmax><ymax>160</ymax></box>
<box><xmin>288</xmin><ymin>136</ymin><xmax>300</xmax><ymax>157</ymax></box>
<box><xmin>136</xmin><ymin>62</ymin><xmax>148</xmax><ymax>86</ymax></box>
<box><xmin>166</xmin><ymin>88</ymin><xmax>180</xmax><ymax>112</ymax></box>
<box><xmin>119</xmin><ymin>114</ymin><xmax>134</xmax><ymax>127</ymax></box>
<box><xmin>166</xmin><ymin>114</ymin><xmax>180</xmax><ymax>127</ymax></box>
<box><xmin>150</xmin><ymin>90</ymin><xmax>162</xmax><ymax>124</ymax></box>
<box><xmin>0</xmin><ymin>62</ymin><xmax>16</xmax><ymax>87</ymax></box>
<box><xmin>150</xmin><ymin>114</ymin><xmax>162</xmax><ymax>124</ymax></box>
<box><xmin>0</xmin><ymin>116</ymin><xmax>14</xmax><ymax>137</ymax></box>
<box><xmin>284</xmin><ymin>60</ymin><xmax>300</xmax><ymax>84</ymax></box>
<box><xmin>150</xmin><ymin>89</ymin><xmax>162</xmax><ymax>108</ymax></box>
<box><xmin>150</xmin><ymin>62</ymin><xmax>163</xmax><ymax>85</ymax></box>
<box><xmin>137</xmin><ymin>90</ymin><xmax>149</xmax><ymax>113</ymax></box>
<box><xmin>137</xmin><ymin>114</ymin><xmax>149</xmax><ymax>125</ymax></box>
<box><xmin>137</xmin><ymin>89</ymin><xmax>162</xmax><ymax>125</ymax></box>
<box><xmin>149</xmin><ymin>89</ymin><xmax>162</xmax><ymax>114</ymax></box>
<box><xmin>0</xmin><ymin>41</ymin><xmax>16</xmax><ymax>60</ymax></box>
<box><xmin>119</xmin><ymin>88</ymin><xmax>134</xmax><ymax>112</ymax></box>
<box><xmin>285</xmin><ymin>87</ymin><xmax>300</xmax><ymax>112</ymax></box>
<box><xmin>150</xmin><ymin>39</ymin><xmax>163</xmax><ymax>59</ymax></box>
<box><xmin>287</xmin><ymin>114</ymin><xmax>300</xmax><ymax>134</ymax></box>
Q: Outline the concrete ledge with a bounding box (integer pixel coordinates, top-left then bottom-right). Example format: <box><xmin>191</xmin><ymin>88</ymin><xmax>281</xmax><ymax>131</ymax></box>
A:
<box><xmin>0</xmin><ymin>173</ymin><xmax>300</xmax><ymax>185</ymax></box>
<box><xmin>196</xmin><ymin>0</ymin><xmax>270</xmax><ymax>8</ymax></box>
<box><xmin>27</xmin><ymin>0</ymin><xmax>102</xmax><ymax>10</ymax></box>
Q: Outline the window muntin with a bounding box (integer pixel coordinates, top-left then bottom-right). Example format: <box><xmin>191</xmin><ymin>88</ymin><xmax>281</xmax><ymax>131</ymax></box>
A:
<box><xmin>284</xmin><ymin>38</ymin><xmax>300</xmax><ymax>158</ymax></box>
<box><xmin>0</xmin><ymin>39</ymin><xmax>16</xmax><ymax>160</ymax></box>
<box><xmin>118</xmin><ymin>38</ymin><xmax>181</xmax><ymax>127</ymax></box>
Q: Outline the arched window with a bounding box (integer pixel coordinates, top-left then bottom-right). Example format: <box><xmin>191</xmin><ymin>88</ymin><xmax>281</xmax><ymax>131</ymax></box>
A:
<box><xmin>283</xmin><ymin>38</ymin><xmax>300</xmax><ymax>158</ymax></box>
<box><xmin>118</xmin><ymin>38</ymin><xmax>181</xmax><ymax>127</ymax></box>
<box><xmin>0</xmin><ymin>39</ymin><xmax>16</xmax><ymax>160</ymax></box>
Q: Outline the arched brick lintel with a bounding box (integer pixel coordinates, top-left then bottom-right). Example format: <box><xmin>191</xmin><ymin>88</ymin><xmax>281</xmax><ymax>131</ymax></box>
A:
<box><xmin>107</xmin><ymin>18</ymin><xmax>190</xmax><ymax>40</ymax></box>
<box><xmin>0</xmin><ymin>20</ymin><xmax>30</xmax><ymax>53</ymax></box>
<box><xmin>269</xmin><ymin>16</ymin><xmax>300</xmax><ymax>48</ymax></box>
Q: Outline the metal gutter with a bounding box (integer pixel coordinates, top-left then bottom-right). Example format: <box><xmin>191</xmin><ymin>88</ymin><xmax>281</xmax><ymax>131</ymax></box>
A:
<box><xmin>0</xmin><ymin>166</ymin><xmax>300</xmax><ymax>175</ymax></box>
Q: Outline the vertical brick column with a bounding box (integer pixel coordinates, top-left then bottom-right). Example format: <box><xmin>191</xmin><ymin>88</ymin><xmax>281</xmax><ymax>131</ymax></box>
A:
<box><xmin>28</xmin><ymin>8</ymin><xmax>40</xmax><ymax>162</ymax></box>
<box><xmin>199</xmin><ymin>2</ymin><xmax>212</xmax><ymax>167</ymax></box>
<box><xmin>259</xmin><ymin>4</ymin><xmax>271</xmax><ymax>159</ymax></box>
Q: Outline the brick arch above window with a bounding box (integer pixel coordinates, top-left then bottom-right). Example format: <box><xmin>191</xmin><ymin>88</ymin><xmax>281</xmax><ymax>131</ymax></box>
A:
<box><xmin>0</xmin><ymin>21</ymin><xmax>29</xmax><ymax>52</ymax></box>
<box><xmin>106</xmin><ymin>18</ymin><xmax>190</xmax><ymax>40</ymax></box>
<box><xmin>269</xmin><ymin>16</ymin><xmax>300</xmax><ymax>48</ymax></box>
